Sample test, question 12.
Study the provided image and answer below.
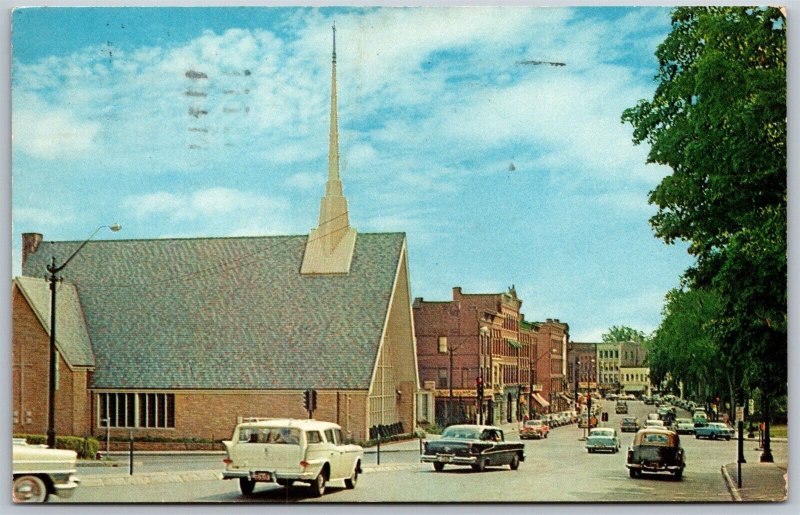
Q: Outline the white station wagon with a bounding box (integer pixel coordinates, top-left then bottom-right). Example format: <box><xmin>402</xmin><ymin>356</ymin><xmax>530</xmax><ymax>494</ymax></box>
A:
<box><xmin>222</xmin><ymin>418</ymin><xmax>363</xmax><ymax>497</ymax></box>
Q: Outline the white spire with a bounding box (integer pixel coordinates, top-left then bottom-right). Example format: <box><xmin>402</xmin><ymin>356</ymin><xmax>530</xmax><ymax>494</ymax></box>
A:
<box><xmin>301</xmin><ymin>24</ymin><xmax>357</xmax><ymax>275</ymax></box>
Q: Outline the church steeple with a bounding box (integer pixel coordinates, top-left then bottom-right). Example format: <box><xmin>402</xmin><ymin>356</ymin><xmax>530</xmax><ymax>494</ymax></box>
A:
<box><xmin>301</xmin><ymin>23</ymin><xmax>357</xmax><ymax>275</ymax></box>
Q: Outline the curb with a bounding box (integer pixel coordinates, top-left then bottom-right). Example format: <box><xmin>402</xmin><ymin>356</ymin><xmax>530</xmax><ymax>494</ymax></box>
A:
<box><xmin>720</xmin><ymin>465</ymin><xmax>743</xmax><ymax>502</ymax></box>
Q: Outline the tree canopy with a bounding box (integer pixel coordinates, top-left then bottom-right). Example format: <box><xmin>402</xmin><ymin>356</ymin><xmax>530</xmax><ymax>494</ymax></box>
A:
<box><xmin>601</xmin><ymin>326</ymin><xmax>646</xmax><ymax>344</ymax></box>
<box><xmin>622</xmin><ymin>7</ymin><xmax>786</xmax><ymax>399</ymax></box>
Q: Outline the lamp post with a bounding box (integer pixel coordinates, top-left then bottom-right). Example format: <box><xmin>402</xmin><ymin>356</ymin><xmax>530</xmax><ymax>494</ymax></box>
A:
<box><xmin>46</xmin><ymin>224</ymin><xmax>121</xmax><ymax>449</ymax></box>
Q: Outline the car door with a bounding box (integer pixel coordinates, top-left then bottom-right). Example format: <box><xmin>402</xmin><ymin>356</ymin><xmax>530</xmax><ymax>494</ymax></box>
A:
<box><xmin>323</xmin><ymin>428</ymin><xmax>346</xmax><ymax>479</ymax></box>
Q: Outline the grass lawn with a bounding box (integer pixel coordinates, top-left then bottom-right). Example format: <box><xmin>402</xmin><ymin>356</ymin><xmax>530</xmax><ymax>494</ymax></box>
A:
<box><xmin>770</xmin><ymin>424</ymin><xmax>788</xmax><ymax>438</ymax></box>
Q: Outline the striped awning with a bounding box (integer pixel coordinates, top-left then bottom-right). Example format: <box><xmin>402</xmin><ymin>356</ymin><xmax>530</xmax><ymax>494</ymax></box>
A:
<box><xmin>532</xmin><ymin>393</ymin><xmax>550</xmax><ymax>408</ymax></box>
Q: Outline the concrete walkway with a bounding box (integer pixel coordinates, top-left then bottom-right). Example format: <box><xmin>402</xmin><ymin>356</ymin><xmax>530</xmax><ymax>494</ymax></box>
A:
<box><xmin>722</xmin><ymin>461</ymin><xmax>788</xmax><ymax>502</ymax></box>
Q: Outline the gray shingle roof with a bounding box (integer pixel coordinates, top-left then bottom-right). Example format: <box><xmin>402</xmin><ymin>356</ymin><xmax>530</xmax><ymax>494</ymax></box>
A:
<box><xmin>14</xmin><ymin>276</ymin><xmax>95</xmax><ymax>368</ymax></box>
<box><xmin>21</xmin><ymin>233</ymin><xmax>405</xmax><ymax>390</ymax></box>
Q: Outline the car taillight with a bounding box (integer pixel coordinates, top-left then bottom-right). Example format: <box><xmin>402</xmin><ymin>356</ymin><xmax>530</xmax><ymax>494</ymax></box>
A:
<box><xmin>223</xmin><ymin>458</ymin><xmax>232</xmax><ymax>465</ymax></box>
<box><xmin>300</xmin><ymin>460</ymin><xmax>309</xmax><ymax>469</ymax></box>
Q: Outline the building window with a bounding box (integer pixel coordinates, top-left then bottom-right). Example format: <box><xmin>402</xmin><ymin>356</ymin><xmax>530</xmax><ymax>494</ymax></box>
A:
<box><xmin>438</xmin><ymin>336</ymin><xmax>448</xmax><ymax>353</ymax></box>
<box><xmin>438</xmin><ymin>368</ymin><xmax>448</xmax><ymax>389</ymax></box>
<box><xmin>99</xmin><ymin>392</ymin><xmax>174</xmax><ymax>428</ymax></box>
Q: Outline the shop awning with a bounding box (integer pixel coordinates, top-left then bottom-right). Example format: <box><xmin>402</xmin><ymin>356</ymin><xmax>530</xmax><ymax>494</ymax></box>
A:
<box><xmin>559</xmin><ymin>393</ymin><xmax>573</xmax><ymax>402</ymax></box>
<box><xmin>532</xmin><ymin>393</ymin><xmax>550</xmax><ymax>408</ymax></box>
<box><xmin>507</xmin><ymin>339</ymin><xmax>522</xmax><ymax>349</ymax></box>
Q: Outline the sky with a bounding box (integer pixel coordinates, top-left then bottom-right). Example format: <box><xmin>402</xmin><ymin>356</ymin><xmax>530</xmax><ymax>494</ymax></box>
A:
<box><xmin>8</xmin><ymin>4</ymin><xmax>702</xmax><ymax>342</ymax></box>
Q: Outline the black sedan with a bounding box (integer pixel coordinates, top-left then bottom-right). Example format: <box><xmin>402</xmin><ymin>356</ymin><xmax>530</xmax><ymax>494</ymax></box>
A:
<box><xmin>421</xmin><ymin>425</ymin><xmax>525</xmax><ymax>472</ymax></box>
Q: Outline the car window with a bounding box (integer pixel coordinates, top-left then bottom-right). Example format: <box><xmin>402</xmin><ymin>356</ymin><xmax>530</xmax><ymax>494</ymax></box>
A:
<box><xmin>324</xmin><ymin>429</ymin><xmax>338</xmax><ymax>445</ymax></box>
<box><xmin>238</xmin><ymin>427</ymin><xmax>300</xmax><ymax>444</ymax></box>
<box><xmin>306</xmin><ymin>431</ymin><xmax>322</xmax><ymax>444</ymax></box>
<box><xmin>643</xmin><ymin>434</ymin><xmax>669</xmax><ymax>444</ymax></box>
<box><xmin>442</xmin><ymin>427</ymin><xmax>481</xmax><ymax>439</ymax></box>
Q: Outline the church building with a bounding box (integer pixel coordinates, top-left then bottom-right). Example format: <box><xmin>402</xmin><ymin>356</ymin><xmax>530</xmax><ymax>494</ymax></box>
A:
<box><xmin>12</xmin><ymin>27</ymin><xmax>420</xmax><ymax>443</ymax></box>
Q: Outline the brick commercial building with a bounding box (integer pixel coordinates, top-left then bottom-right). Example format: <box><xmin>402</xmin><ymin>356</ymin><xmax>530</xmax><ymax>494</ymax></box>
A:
<box><xmin>568</xmin><ymin>341</ymin><xmax>598</xmax><ymax>403</ymax></box>
<box><xmin>413</xmin><ymin>286</ymin><xmax>570</xmax><ymax>425</ymax></box>
<box><xmin>12</xmin><ymin>30</ymin><xmax>419</xmax><ymax>444</ymax></box>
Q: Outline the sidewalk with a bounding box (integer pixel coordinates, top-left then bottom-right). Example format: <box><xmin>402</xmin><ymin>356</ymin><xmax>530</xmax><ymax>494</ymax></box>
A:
<box><xmin>721</xmin><ymin>461</ymin><xmax>788</xmax><ymax>502</ymax></box>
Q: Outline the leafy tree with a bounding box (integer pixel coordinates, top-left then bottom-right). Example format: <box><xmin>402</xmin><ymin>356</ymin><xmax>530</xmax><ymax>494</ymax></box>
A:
<box><xmin>621</xmin><ymin>7</ymin><xmax>786</xmax><ymax>403</ymax></box>
<box><xmin>601</xmin><ymin>325</ymin><xmax>646</xmax><ymax>343</ymax></box>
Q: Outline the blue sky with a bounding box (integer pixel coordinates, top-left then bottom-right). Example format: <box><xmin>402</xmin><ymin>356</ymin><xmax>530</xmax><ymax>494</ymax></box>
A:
<box><xmin>10</xmin><ymin>5</ymin><xmax>697</xmax><ymax>341</ymax></box>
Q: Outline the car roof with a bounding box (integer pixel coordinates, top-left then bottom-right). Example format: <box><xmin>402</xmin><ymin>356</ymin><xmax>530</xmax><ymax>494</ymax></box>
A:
<box><xmin>446</xmin><ymin>424</ymin><xmax>501</xmax><ymax>431</ymax></box>
<box><xmin>236</xmin><ymin>418</ymin><xmax>341</xmax><ymax>431</ymax></box>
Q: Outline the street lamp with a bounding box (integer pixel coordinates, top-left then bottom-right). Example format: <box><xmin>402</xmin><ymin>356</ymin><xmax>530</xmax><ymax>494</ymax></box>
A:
<box><xmin>46</xmin><ymin>224</ymin><xmax>121</xmax><ymax>449</ymax></box>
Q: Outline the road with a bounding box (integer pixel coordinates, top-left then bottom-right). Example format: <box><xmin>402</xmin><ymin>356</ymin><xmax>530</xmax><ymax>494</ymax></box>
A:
<box><xmin>57</xmin><ymin>399</ymin><xmax>786</xmax><ymax>503</ymax></box>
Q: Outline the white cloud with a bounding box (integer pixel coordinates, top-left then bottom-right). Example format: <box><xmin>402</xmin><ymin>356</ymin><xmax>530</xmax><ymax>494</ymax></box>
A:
<box><xmin>13</xmin><ymin>92</ymin><xmax>101</xmax><ymax>160</ymax></box>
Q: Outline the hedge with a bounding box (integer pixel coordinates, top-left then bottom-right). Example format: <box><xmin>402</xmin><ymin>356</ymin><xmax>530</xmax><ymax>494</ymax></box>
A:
<box><xmin>14</xmin><ymin>434</ymin><xmax>99</xmax><ymax>460</ymax></box>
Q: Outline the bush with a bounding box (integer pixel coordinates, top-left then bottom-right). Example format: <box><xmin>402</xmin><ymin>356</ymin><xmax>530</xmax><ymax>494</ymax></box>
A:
<box><xmin>14</xmin><ymin>434</ymin><xmax>99</xmax><ymax>460</ymax></box>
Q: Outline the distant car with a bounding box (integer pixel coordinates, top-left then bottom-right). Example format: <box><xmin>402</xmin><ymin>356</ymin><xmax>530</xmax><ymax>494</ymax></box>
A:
<box><xmin>695</xmin><ymin>422</ymin><xmax>734</xmax><ymax>440</ymax></box>
<box><xmin>626</xmin><ymin>429</ymin><xmax>685</xmax><ymax>480</ymax></box>
<box><xmin>222</xmin><ymin>418</ymin><xmax>363</xmax><ymax>496</ymax></box>
<box><xmin>643</xmin><ymin>396</ymin><xmax>655</xmax><ymax>405</ymax></box>
<box><xmin>693</xmin><ymin>410</ymin><xmax>709</xmax><ymax>427</ymax></box>
<box><xmin>520</xmin><ymin>419</ymin><xmax>550</xmax><ymax>440</ymax></box>
<box><xmin>615</xmin><ymin>401</ymin><xmax>629</xmax><ymax>414</ymax></box>
<box><xmin>421</xmin><ymin>425</ymin><xmax>524</xmax><ymax>472</ymax></box>
<box><xmin>620</xmin><ymin>417</ymin><xmax>641</xmax><ymax>433</ymax></box>
<box><xmin>12</xmin><ymin>439</ymin><xmax>80</xmax><ymax>503</ymax></box>
<box><xmin>647</xmin><ymin>413</ymin><xmax>660</xmax><ymax>421</ymax></box>
<box><xmin>586</xmin><ymin>428</ymin><xmax>621</xmax><ymax>454</ymax></box>
<box><xmin>644</xmin><ymin>419</ymin><xmax>665</xmax><ymax>429</ymax></box>
<box><xmin>674</xmin><ymin>418</ymin><xmax>695</xmax><ymax>435</ymax></box>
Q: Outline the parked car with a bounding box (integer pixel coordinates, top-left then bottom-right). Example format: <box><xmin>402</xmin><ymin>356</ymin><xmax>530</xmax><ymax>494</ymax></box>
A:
<box><xmin>643</xmin><ymin>396</ymin><xmax>655</xmax><ymax>405</ymax></box>
<box><xmin>693</xmin><ymin>410</ymin><xmax>709</xmax><ymax>427</ymax></box>
<box><xmin>222</xmin><ymin>418</ymin><xmax>363</xmax><ymax>497</ymax></box>
<box><xmin>615</xmin><ymin>401</ymin><xmax>629</xmax><ymax>414</ymax></box>
<box><xmin>626</xmin><ymin>428</ymin><xmax>685</xmax><ymax>480</ymax></box>
<box><xmin>695</xmin><ymin>422</ymin><xmax>735</xmax><ymax>440</ymax></box>
<box><xmin>674</xmin><ymin>418</ymin><xmax>696</xmax><ymax>435</ymax></box>
<box><xmin>620</xmin><ymin>417</ymin><xmax>641</xmax><ymax>433</ymax></box>
<box><xmin>586</xmin><ymin>428</ymin><xmax>621</xmax><ymax>454</ymax></box>
<box><xmin>520</xmin><ymin>419</ymin><xmax>550</xmax><ymax>440</ymax></box>
<box><xmin>12</xmin><ymin>438</ymin><xmax>81</xmax><ymax>503</ymax></box>
<box><xmin>421</xmin><ymin>425</ymin><xmax>525</xmax><ymax>472</ymax></box>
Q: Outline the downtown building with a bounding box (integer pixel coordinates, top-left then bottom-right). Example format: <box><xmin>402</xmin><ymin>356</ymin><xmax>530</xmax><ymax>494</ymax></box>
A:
<box><xmin>413</xmin><ymin>286</ymin><xmax>570</xmax><ymax>426</ymax></box>
<box><xmin>12</xmin><ymin>30</ymin><xmax>419</xmax><ymax>444</ymax></box>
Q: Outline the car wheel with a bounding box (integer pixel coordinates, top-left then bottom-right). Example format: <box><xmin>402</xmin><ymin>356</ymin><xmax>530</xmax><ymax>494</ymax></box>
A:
<box><xmin>344</xmin><ymin>464</ymin><xmax>359</xmax><ymax>489</ymax></box>
<box><xmin>510</xmin><ymin>454</ymin><xmax>520</xmax><ymax>470</ymax></box>
<box><xmin>726</xmin><ymin>436</ymin><xmax>731</xmax><ymax>441</ymax></box>
<box><xmin>674</xmin><ymin>469</ymin><xmax>683</xmax><ymax>480</ymax></box>
<box><xmin>13</xmin><ymin>475</ymin><xmax>48</xmax><ymax>503</ymax></box>
<box><xmin>238</xmin><ymin>478</ymin><xmax>256</xmax><ymax>495</ymax></box>
<box><xmin>629</xmin><ymin>469</ymin><xmax>639</xmax><ymax>479</ymax></box>
<box><xmin>695</xmin><ymin>434</ymin><xmax>700</xmax><ymax>439</ymax></box>
<box><xmin>471</xmin><ymin>459</ymin><xmax>486</xmax><ymax>472</ymax></box>
<box><xmin>310</xmin><ymin>470</ymin><xmax>327</xmax><ymax>497</ymax></box>
<box><xmin>433</xmin><ymin>462</ymin><xmax>445</xmax><ymax>472</ymax></box>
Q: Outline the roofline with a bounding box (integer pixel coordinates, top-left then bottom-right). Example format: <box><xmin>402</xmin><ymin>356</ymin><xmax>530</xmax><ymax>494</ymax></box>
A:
<box><xmin>37</xmin><ymin>231</ymin><xmax>407</xmax><ymax>245</ymax></box>
<box><xmin>13</xmin><ymin>277</ymin><xmax>89</xmax><ymax>372</ymax></box>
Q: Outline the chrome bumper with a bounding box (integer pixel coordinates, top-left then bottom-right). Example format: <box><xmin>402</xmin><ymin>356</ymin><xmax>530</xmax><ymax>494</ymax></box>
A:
<box><xmin>420</xmin><ymin>454</ymin><xmax>478</xmax><ymax>465</ymax></box>
<box><xmin>53</xmin><ymin>475</ymin><xmax>80</xmax><ymax>499</ymax></box>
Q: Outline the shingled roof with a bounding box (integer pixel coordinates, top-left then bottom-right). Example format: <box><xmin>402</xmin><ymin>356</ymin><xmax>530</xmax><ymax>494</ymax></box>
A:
<box><xmin>14</xmin><ymin>276</ymin><xmax>95</xmax><ymax>368</ymax></box>
<box><xmin>21</xmin><ymin>232</ymin><xmax>406</xmax><ymax>390</ymax></box>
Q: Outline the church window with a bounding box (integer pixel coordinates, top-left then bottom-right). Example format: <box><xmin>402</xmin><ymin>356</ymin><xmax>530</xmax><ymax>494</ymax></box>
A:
<box><xmin>98</xmin><ymin>392</ymin><xmax>174</xmax><ymax>429</ymax></box>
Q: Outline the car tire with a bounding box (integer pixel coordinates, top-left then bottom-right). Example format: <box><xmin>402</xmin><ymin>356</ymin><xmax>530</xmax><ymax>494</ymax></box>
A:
<box><xmin>344</xmin><ymin>463</ymin><xmax>359</xmax><ymax>489</ymax></box>
<box><xmin>433</xmin><ymin>462</ymin><xmax>445</xmax><ymax>472</ymax></box>
<box><xmin>310</xmin><ymin>470</ymin><xmax>327</xmax><ymax>497</ymax></box>
<box><xmin>239</xmin><ymin>478</ymin><xmax>256</xmax><ymax>495</ymax></box>
<box><xmin>471</xmin><ymin>459</ymin><xmax>486</xmax><ymax>472</ymax></box>
<box><xmin>12</xmin><ymin>475</ymin><xmax>48</xmax><ymax>503</ymax></box>
<box><xmin>510</xmin><ymin>454</ymin><xmax>520</xmax><ymax>470</ymax></box>
<box><xmin>695</xmin><ymin>434</ymin><xmax>700</xmax><ymax>439</ymax></box>
<box><xmin>674</xmin><ymin>469</ymin><xmax>683</xmax><ymax>480</ymax></box>
<box><xmin>629</xmin><ymin>469</ymin><xmax>639</xmax><ymax>479</ymax></box>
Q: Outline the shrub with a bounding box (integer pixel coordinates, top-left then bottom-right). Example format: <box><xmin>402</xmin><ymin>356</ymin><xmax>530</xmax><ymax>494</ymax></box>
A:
<box><xmin>14</xmin><ymin>434</ymin><xmax>99</xmax><ymax>460</ymax></box>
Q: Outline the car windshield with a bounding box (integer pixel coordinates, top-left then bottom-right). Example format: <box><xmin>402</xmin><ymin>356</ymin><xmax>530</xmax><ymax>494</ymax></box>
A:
<box><xmin>590</xmin><ymin>429</ymin><xmax>613</xmax><ymax>437</ymax></box>
<box><xmin>526</xmin><ymin>420</ymin><xmax>544</xmax><ymax>426</ymax></box>
<box><xmin>676</xmin><ymin>419</ymin><xmax>692</xmax><ymax>424</ymax></box>
<box><xmin>442</xmin><ymin>427</ymin><xmax>482</xmax><ymax>440</ymax></box>
<box><xmin>623</xmin><ymin>418</ymin><xmax>636</xmax><ymax>423</ymax></box>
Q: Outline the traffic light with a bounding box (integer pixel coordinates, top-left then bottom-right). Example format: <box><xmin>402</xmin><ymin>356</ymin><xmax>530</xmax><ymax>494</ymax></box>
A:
<box><xmin>476</xmin><ymin>377</ymin><xmax>484</xmax><ymax>399</ymax></box>
<box><xmin>303</xmin><ymin>389</ymin><xmax>311</xmax><ymax>411</ymax></box>
<box><xmin>310</xmin><ymin>389</ymin><xmax>317</xmax><ymax>412</ymax></box>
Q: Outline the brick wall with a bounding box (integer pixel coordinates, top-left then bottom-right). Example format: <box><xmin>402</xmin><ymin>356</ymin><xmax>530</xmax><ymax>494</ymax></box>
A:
<box><xmin>12</xmin><ymin>285</ymin><xmax>90</xmax><ymax>437</ymax></box>
<box><xmin>90</xmin><ymin>390</ymin><xmax>371</xmax><ymax>442</ymax></box>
